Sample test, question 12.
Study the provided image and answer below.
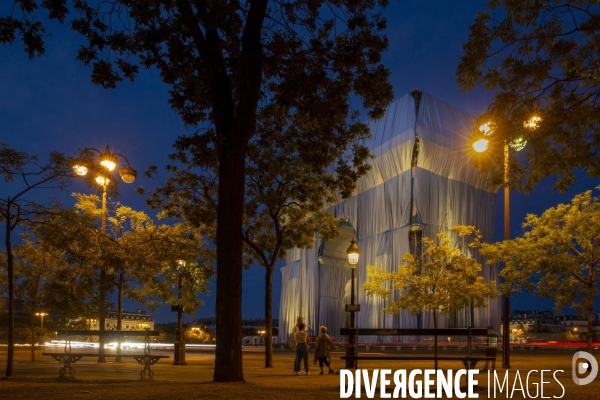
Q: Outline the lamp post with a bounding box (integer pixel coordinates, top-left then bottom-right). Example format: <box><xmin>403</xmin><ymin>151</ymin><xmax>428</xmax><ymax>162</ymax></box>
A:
<box><xmin>72</xmin><ymin>146</ymin><xmax>137</xmax><ymax>363</ymax></box>
<box><xmin>345</xmin><ymin>237</ymin><xmax>360</xmax><ymax>369</ymax></box>
<box><xmin>35</xmin><ymin>312</ymin><xmax>47</xmax><ymax>331</ymax></box>
<box><xmin>31</xmin><ymin>312</ymin><xmax>47</xmax><ymax>362</ymax></box>
<box><xmin>473</xmin><ymin>117</ymin><xmax>537</xmax><ymax>369</ymax></box>
<box><xmin>173</xmin><ymin>259</ymin><xmax>187</xmax><ymax>365</ymax></box>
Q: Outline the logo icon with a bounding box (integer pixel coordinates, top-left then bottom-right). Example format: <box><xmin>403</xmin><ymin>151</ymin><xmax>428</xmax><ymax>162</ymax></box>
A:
<box><xmin>572</xmin><ymin>351</ymin><xmax>598</xmax><ymax>385</ymax></box>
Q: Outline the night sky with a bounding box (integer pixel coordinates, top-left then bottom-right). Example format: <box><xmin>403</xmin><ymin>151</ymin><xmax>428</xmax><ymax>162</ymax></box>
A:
<box><xmin>1</xmin><ymin>0</ymin><xmax>599</xmax><ymax>324</ymax></box>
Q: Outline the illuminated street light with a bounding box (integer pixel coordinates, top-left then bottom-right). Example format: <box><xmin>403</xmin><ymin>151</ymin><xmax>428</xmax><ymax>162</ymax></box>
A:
<box><xmin>345</xmin><ymin>237</ymin><xmax>360</xmax><ymax>369</ymax></box>
<box><xmin>472</xmin><ymin>117</ymin><xmax>537</xmax><ymax>368</ymax></box>
<box><xmin>99</xmin><ymin>151</ymin><xmax>118</xmax><ymax>171</ymax></box>
<box><xmin>72</xmin><ymin>159</ymin><xmax>89</xmax><ymax>176</ymax></box>
<box><xmin>95</xmin><ymin>170</ymin><xmax>111</xmax><ymax>186</ymax></box>
<box><xmin>510</xmin><ymin>137</ymin><xmax>527</xmax><ymax>151</ymax></box>
<box><xmin>479</xmin><ymin>122</ymin><xmax>495</xmax><ymax>136</ymax></box>
<box><xmin>473</xmin><ymin>138</ymin><xmax>489</xmax><ymax>153</ymax></box>
<box><xmin>35</xmin><ymin>312</ymin><xmax>47</xmax><ymax>331</ymax></box>
<box><xmin>71</xmin><ymin>145</ymin><xmax>137</xmax><ymax>363</ymax></box>
<box><xmin>347</xmin><ymin>237</ymin><xmax>360</xmax><ymax>267</ymax></box>
<box><xmin>73</xmin><ymin>145</ymin><xmax>137</xmax><ymax>185</ymax></box>
<box><xmin>524</xmin><ymin>116</ymin><xmax>542</xmax><ymax>129</ymax></box>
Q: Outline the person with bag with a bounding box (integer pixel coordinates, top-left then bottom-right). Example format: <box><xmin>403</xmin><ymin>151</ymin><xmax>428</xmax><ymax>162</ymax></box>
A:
<box><xmin>314</xmin><ymin>325</ymin><xmax>337</xmax><ymax>375</ymax></box>
<box><xmin>293</xmin><ymin>323</ymin><xmax>310</xmax><ymax>375</ymax></box>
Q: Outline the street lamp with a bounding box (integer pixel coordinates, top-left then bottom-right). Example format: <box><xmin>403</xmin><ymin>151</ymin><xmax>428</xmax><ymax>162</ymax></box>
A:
<box><xmin>173</xmin><ymin>259</ymin><xmax>187</xmax><ymax>365</ymax></box>
<box><xmin>472</xmin><ymin>116</ymin><xmax>539</xmax><ymax>368</ymax></box>
<box><xmin>72</xmin><ymin>145</ymin><xmax>137</xmax><ymax>363</ymax></box>
<box><xmin>30</xmin><ymin>312</ymin><xmax>47</xmax><ymax>362</ymax></box>
<box><xmin>35</xmin><ymin>312</ymin><xmax>47</xmax><ymax>331</ymax></box>
<box><xmin>345</xmin><ymin>237</ymin><xmax>360</xmax><ymax>369</ymax></box>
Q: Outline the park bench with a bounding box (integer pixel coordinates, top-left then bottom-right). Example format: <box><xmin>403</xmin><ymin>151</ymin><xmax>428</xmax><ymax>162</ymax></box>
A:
<box><xmin>42</xmin><ymin>329</ymin><xmax>168</xmax><ymax>379</ymax></box>
<box><xmin>340</xmin><ymin>326</ymin><xmax>497</xmax><ymax>371</ymax></box>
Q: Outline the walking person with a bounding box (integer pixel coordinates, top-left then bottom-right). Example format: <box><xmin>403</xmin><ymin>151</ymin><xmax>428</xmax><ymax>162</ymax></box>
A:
<box><xmin>293</xmin><ymin>323</ymin><xmax>310</xmax><ymax>375</ymax></box>
<box><xmin>314</xmin><ymin>326</ymin><xmax>337</xmax><ymax>375</ymax></box>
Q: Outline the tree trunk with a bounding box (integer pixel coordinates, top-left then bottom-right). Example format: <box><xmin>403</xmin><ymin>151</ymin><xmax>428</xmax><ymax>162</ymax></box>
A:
<box><xmin>116</xmin><ymin>270</ymin><xmax>124</xmax><ymax>362</ymax></box>
<box><xmin>264</xmin><ymin>265</ymin><xmax>274</xmax><ymax>368</ymax></box>
<box><xmin>30</xmin><ymin>300</ymin><xmax>38</xmax><ymax>363</ymax></box>
<box><xmin>213</xmin><ymin>141</ymin><xmax>246</xmax><ymax>382</ymax></box>
<box><xmin>98</xmin><ymin>268</ymin><xmax>106</xmax><ymax>362</ymax></box>
<box><xmin>177</xmin><ymin>272</ymin><xmax>183</xmax><ymax>342</ymax></box>
<box><xmin>30</xmin><ymin>312</ymin><xmax>35</xmax><ymax>362</ymax></box>
<box><xmin>433</xmin><ymin>312</ymin><xmax>438</xmax><ymax>371</ymax></box>
<box><xmin>5</xmin><ymin>206</ymin><xmax>15</xmax><ymax>377</ymax></box>
<box><xmin>98</xmin><ymin>185</ymin><xmax>107</xmax><ymax>363</ymax></box>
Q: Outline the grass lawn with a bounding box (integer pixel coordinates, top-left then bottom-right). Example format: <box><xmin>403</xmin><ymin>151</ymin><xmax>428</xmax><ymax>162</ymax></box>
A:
<box><xmin>0</xmin><ymin>347</ymin><xmax>597</xmax><ymax>399</ymax></box>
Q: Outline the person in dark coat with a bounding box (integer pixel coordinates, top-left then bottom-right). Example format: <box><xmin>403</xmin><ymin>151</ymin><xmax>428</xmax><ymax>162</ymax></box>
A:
<box><xmin>314</xmin><ymin>325</ymin><xmax>336</xmax><ymax>375</ymax></box>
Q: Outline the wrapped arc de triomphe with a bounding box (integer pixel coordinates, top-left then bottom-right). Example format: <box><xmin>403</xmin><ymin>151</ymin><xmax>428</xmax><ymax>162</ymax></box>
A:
<box><xmin>278</xmin><ymin>90</ymin><xmax>500</xmax><ymax>344</ymax></box>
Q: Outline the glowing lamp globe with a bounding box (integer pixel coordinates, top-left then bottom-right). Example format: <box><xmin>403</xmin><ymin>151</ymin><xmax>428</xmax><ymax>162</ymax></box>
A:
<box><xmin>524</xmin><ymin>116</ymin><xmax>541</xmax><ymax>129</ymax></box>
<box><xmin>347</xmin><ymin>237</ymin><xmax>360</xmax><ymax>267</ymax></box>
<box><xmin>479</xmin><ymin>122</ymin><xmax>494</xmax><ymax>136</ymax></box>
<box><xmin>100</xmin><ymin>152</ymin><xmax>118</xmax><ymax>171</ymax></box>
<box><xmin>510</xmin><ymin>138</ymin><xmax>527</xmax><ymax>152</ymax></box>
<box><xmin>72</xmin><ymin>159</ymin><xmax>89</xmax><ymax>176</ymax></box>
<box><xmin>95</xmin><ymin>175</ymin><xmax>110</xmax><ymax>186</ymax></box>
<box><xmin>119</xmin><ymin>166</ymin><xmax>137</xmax><ymax>184</ymax></box>
<box><xmin>473</xmin><ymin>139</ymin><xmax>489</xmax><ymax>153</ymax></box>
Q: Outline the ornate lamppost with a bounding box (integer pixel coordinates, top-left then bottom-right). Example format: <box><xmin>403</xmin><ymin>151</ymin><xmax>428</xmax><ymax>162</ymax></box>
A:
<box><xmin>345</xmin><ymin>237</ymin><xmax>360</xmax><ymax>369</ymax></box>
<box><xmin>473</xmin><ymin>116</ymin><xmax>538</xmax><ymax>368</ymax></box>
<box><xmin>72</xmin><ymin>146</ymin><xmax>137</xmax><ymax>362</ymax></box>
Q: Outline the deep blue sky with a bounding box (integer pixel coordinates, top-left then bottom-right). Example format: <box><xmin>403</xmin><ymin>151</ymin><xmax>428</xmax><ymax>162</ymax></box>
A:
<box><xmin>1</xmin><ymin>1</ymin><xmax>598</xmax><ymax>323</ymax></box>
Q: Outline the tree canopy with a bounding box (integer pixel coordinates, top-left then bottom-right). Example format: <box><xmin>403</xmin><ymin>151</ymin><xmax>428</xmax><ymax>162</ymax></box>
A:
<box><xmin>364</xmin><ymin>225</ymin><xmax>498</xmax><ymax>369</ymax></box>
<box><xmin>32</xmin><ymin>193</ymin><xmax>214</xmax><ymax>317</ymax></box>
<box><xmin>479</xmin><ymin>187</ymin><xmax>600</xmax><ymax>352</ymax></box>
<box><xmin>0</xmin><ymin>142</ymin><xmax>73</xmax><ymax>377</ymax></box>
<box><xmin>144</xmin><ymin>100</ymin><xmax>365</xmax><ymax>367</ymax></box>
<box><xmin>457</xmin><ymin>1</ymin><xmax>600</xmax><ymax>192</ymax></box>
<box><xmin>2</xmin><ymin>0</ymin><xmax>393</xmax><ymax>381</ymax></box>
<box><xmin>365</xmin><ymin>226</ymin><xmax>498</xmax><ymax>324</ymax></box>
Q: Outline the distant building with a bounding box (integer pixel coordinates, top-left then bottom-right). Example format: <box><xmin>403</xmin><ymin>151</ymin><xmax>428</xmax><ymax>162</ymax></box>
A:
<box><xmin>503</xmin><ymin>309</ymin><xmax>595</xmax><ymax>336</ymax></box>
<box><xmin>86</xmin><ymin>309</ymin><xmax>154</xmax><ymax>330</ymax></box>
<box><xmin>242</xmin><ymin>318</ymin><xmax>279</xmax><ymax>330</ymax></box>
<box><xmin>502</xmin><ymin>310</ymin><xmax>562</xmax><ymax>335</ymax></box>
<box><xmin>511</xmin><ymin>310</ymin><xmax>562</xmax><ymax>332</ymax></box>
<box><xmin>190</xmin><ymin>317</ymin><xmax>279</xmax><ymax>336</ymax></box>
<box><xmin>554</xmin><ymin>314</ymin><xmax>587</xmax><ymax>332</ymax></box>
<box><xmin>192</xmin><ymin>318</ymin><xmax>216</xmax><ymax>335</ymax></box>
